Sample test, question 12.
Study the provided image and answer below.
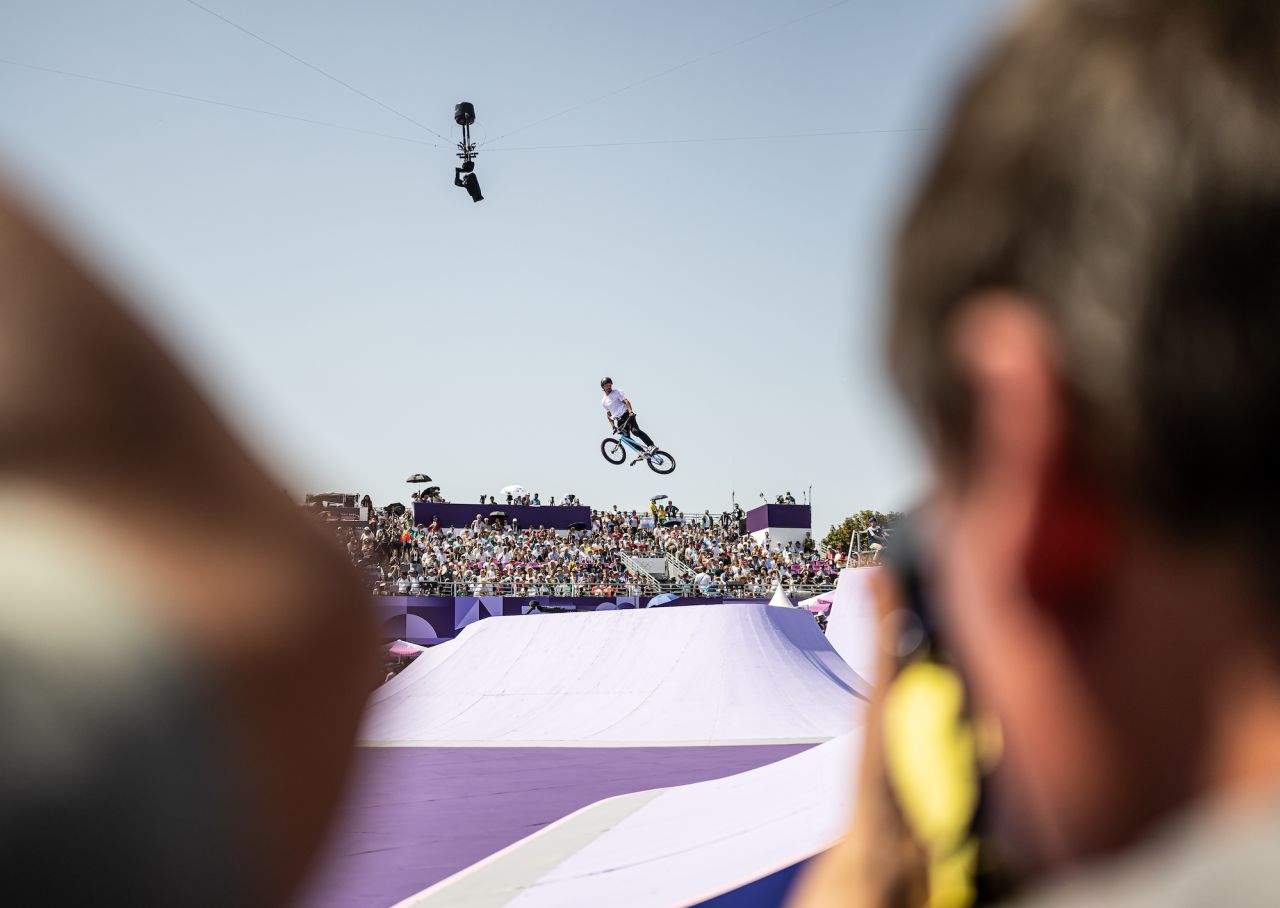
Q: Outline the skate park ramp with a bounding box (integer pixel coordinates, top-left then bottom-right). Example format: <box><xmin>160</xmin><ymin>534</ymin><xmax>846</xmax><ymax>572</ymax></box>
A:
<box><xmin>392</xmin><ymin>731</ymin><xmax>862</xmax><ymax>908</ymax></box>
<box><xmin>823</xmin><ymin>568</ymin><xmax>881</xmax><ymax>682</ymax></box>
<box><xmin>361</xmin><ymin>604</ymin><xmax>869</xmax><ymax>746</ymax></box>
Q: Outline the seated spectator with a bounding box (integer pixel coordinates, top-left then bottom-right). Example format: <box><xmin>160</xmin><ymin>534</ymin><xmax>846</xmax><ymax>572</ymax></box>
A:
<box><xmin>865</xmin><ymin>518</ymin><xmax>886</xmax><ymax>563</ymax></box>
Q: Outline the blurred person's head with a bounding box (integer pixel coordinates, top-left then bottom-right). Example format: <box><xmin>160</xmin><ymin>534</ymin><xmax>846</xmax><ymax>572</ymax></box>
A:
<box><xmin>0</xmin><ymin>186</ymin><xmax>375</xmax><ymax>905</ymax></box>
<box><xmin>890</xmin><ymin>0</ymin><xmax>1280</xmax><ymax>876</ymax></box>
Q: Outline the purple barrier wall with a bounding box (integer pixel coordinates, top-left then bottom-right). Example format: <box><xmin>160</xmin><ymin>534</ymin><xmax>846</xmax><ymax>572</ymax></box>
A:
<box><xmin>374</xmin><ymin>595</ymin><xmax>770</xmax><ymax>643</ymax></box>
<box><xmin>745</xmin><ymin>504</ymin><xmax>812</xmax><ymax>534</ymax></box>
<box><xmin>412</xmin><ymin>501</ymin><xmax>593</xmax><ymax>531</ymax></box>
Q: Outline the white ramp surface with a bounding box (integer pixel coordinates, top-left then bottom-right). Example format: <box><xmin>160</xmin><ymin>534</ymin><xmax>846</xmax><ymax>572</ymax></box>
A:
<box><xmin>824</xmin><ymin>568</ymin><xmax>881</xmax><ymax>681</ymax></box>
<box><xmin>363</xmin><ymin>604</ymin><xmax>869</xmax><ymax>746</ymax></box>
<box><xmin>396</xmin><ymin>732</ymin><xmax>863</xmax><ymax>908</ymax></box>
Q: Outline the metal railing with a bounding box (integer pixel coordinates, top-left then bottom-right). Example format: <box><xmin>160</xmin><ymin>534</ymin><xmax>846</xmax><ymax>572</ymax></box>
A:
<box><xmin>618</xmin><ymin>553</ymin><xmax>663</xmax><ymax>593</ymax></box>
<box><xmin>664</xmin><ymin>554</ymin><xmax>696</xmax><ymax>580</ymax></box>
<box><xmin>371</xmin><ymin>581</ymin><xmax>839</xmax><ymax>601</ymax></box>
<box><xmin>373</xmin><ymin>579</ymin><xmax>648</xmax><ymax>598</ymax></box>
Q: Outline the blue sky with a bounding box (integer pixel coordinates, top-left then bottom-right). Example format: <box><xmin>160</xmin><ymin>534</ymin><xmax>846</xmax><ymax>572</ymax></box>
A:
<box><xmin>0</xmin><ymin>0</ymin><xmax>1018</xmax><ymax>534</ymax></box>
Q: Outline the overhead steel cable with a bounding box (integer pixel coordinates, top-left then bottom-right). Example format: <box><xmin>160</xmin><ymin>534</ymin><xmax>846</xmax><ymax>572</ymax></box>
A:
<box><xmin>481</xmin><ymin>0</ymin><xmax>856</xmax><ymax>147</ymax></box>
<box><xmin>182</xmin><ymin>0</ymin><xmax>450</xmax><ymax>142</ymax></box>
<box><xmin>3</xmin><ymin>57</ymin><xmax>924</xmax><ymax>156</ymax></box>
<box><xmin>0</xmin><ymin>57</ymin><xmax>440</xmax><ymax>147</ymax></box>
<box><xmin>484</xmin><ymin>126</ymin><xmax>929</xmax><ymax>152</ymax></box>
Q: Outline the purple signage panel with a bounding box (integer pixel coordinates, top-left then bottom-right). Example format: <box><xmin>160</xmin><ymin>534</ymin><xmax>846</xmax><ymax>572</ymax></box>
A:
<box><xmin>411</xmin><ymin>501</ymin><xmax>592</xmax><ymax>531</ymax></box>
<box><xmin>745</xmin><ymin>504</ymin><xmax>812</xmax><ymax>534</ymax></box>
<box><xmin>373</xmin><ymin>595</ymin><xmax>771</xmax><ymax>640</ymax></box>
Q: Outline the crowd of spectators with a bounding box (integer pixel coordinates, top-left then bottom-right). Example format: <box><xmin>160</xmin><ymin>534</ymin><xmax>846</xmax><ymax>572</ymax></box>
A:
<box><xmin>331</xmin><ymin>502</ymin><xmax>844</xmax><ymax>598</ymax></box>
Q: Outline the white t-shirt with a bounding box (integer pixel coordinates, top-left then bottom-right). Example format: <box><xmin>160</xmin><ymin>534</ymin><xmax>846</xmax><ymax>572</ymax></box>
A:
<box><xmin>601</xmin><ymin>389</ymin><xmax>628</xmax><ymax>419</ymax></box>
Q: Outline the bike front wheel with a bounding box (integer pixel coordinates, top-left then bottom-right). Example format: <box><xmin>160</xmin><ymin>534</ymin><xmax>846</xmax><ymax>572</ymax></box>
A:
<box><xmin>601</xmin><ymin>437</ymin><xmax>626</xmax><ymax>465</ymax></box>
<box><xmin>647</xmin><ymin>450</ymin><xmax>676</xmax><ymax>474</ymax></box>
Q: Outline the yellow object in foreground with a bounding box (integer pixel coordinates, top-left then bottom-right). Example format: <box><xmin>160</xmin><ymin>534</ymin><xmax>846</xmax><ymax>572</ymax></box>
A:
<box><xmin>883</xmin><ymin>660</ymin><xmax>980</xmax><ymax>908</ymax></box>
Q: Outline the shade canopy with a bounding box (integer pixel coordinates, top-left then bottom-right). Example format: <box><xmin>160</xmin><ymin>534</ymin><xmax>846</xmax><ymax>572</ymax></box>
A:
<box><xmin>387</xmin><ymin>639</ymin><xmax>427</xmax><ymax>657</ymax></box>
<box><xmin>798</xmin><ymin>591</ymin><xmax>836</xmax><ymax>614</ymax></box>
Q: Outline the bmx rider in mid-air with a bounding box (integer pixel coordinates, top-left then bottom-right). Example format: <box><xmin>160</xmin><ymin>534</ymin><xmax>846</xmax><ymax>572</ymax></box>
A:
<box><xmin>600</xmin><ymin>377</ymin><xmax>657</xmax><ymax>454</ymax></box>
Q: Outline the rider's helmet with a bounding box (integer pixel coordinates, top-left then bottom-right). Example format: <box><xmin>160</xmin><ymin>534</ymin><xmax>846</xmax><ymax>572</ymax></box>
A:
<box><xmin>600</xmin><ymin>376</ymin><xmax>612</xmax><ymax>388</ymax></box>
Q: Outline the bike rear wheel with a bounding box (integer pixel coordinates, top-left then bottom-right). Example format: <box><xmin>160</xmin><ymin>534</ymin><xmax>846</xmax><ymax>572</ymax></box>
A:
<box><xmin>647</xmin><ymin>450</ymin><xmax>676</xmax><ymax>474</ymax></box>
<box><xmin>601</xmin><ymin>437</ymin><xmax>626</xmax><ymax>465</ymax></box>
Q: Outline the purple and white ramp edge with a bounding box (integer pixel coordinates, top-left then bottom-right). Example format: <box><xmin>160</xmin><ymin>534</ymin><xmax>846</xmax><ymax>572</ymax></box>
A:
<box><xmin>362</xmin><ymin>604</ymin><xmax>869</xmax><ymax>746</ymax></box>
<box><xmin>393</xmin><ymin>731</ymin><xmax>861</xmax><ymax>908</ymax></box>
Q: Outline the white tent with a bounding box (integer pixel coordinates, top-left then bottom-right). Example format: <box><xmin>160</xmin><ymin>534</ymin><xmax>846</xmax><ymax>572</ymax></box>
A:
<box><xmin>768</xmin><ymin>584</ymin><xmax>794</xmax><ymax>609</ymax></box>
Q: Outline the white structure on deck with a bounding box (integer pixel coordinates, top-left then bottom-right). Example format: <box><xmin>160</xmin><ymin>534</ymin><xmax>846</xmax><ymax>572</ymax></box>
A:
<box><xmin>823</xmin><ymin>567</ymin><xmax>882</xmax><ymax>682</ymax></box>
<box><xmin>361</xmin><ymin>604</ymin><xmax>869</xmax><ymax>747</ymax></box>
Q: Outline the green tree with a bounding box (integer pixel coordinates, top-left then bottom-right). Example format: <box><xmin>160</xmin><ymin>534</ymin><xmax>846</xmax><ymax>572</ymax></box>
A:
<box><xmin>822</xmin><ymin>509</ymin><xmax>905</xmax><ymax>554</ymax></box>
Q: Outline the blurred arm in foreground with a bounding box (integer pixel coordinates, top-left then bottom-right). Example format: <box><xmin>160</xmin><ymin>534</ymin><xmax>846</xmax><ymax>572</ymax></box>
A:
<box><xmin>792</xmin><ymin>1</ymin><xmax>1280</xmax><ymax>906</ymax></box>
<box><xmin>0</xmin><ymin>187</ymin><xmax>376</xmax><ymax>905</ymax></box>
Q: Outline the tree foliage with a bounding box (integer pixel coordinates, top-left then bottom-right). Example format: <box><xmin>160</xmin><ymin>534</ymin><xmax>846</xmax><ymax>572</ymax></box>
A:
<box><xmin>821</xmin><ymin>509</ymin><xmax>905</xmax><ymax>554</ymax></box>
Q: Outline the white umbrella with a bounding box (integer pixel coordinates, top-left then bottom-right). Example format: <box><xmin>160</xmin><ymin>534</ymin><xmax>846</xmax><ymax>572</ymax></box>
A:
<box><xmin>798</xmin><ymin>592</ymin><xmax>835</xmax><ymax>614</ymax></box>
<box><xmin>387</xmin><ymin>639</ymin><xmax>428</xmax><ymax>657</ymax></box>
<box><xmin>500</xmin><ymin>484</ymin><xmax>527</xmax><ymax>496</ymax></box>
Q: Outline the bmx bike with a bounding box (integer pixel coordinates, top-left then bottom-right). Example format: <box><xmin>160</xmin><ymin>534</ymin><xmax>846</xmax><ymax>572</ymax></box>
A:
<box><xmin>601</xmin><ymin>429</ymin><xmax>676</xmax><ymax>475</ymax></box>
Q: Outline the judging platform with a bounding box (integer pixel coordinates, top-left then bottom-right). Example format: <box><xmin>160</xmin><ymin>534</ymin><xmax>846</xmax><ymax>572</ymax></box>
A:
<box><xmin>746</xmin><ymin>503</ymin><xmax>812</xmax><ymax>548</ymax></box>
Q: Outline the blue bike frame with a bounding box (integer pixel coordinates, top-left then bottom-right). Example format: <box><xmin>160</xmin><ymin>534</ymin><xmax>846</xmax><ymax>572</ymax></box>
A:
<box><xmin>617</xmin><ymin>433</ymin><xmax>645</xmax><ymax>453</ymax></box>
<box><xmin>605</xmin><ymin>430</ymin><xmax>673</xmax><ymax>472</ymax></box>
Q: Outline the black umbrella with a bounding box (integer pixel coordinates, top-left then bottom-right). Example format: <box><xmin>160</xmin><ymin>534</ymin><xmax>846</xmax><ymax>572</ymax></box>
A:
<box><xmin>568</xmin><ymin>521</ymin><xmax>587</xmax><ymax>531</ymax></box>
<box><xmin>649</xmin><ymin>494</ymin><xmax>669</xmax><ymax>502</ymax></box>
<box><xmin>406</xmin><ymin>473</ymin><xmax>433</xmax><ymax>483</ymax></box>
<box><xmin>661</xmin><ymin>518</ymin><xmax>683</xmax><ymax>528</ymax></box>
<box><xmin>424</xmin><ymin>486</ymin><xmax>440</xmax><ymax>496</ymax></box>
<box><xmin>489</xmin><ymin>510</ymin><xmax>507</xmax><ymax>519</ymax></box>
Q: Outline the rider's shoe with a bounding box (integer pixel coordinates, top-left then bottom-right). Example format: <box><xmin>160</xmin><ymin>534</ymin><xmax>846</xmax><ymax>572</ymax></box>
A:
<box><xmin>645</xmin><ymin>445</ymin><xmax>657</xmax><ymax>455</ymax></box>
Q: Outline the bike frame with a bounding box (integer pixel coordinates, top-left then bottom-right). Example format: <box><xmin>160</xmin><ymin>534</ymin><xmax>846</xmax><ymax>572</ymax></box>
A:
<box><xmin>615</xmin><ymin>431</ymin><xmax>652</xmax><ymax>465</ymax></box>
<box><xmin>603</xmin><ymin>429</ymin><xmax>674</xmax><ymax>473</ymax></box>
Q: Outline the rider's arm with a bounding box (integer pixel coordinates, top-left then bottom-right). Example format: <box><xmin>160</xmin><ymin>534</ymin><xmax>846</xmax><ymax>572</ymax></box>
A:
<box><xmin>623</xmin><ymin>398</ymin><xmax>634</xmax><ymax>414</ymax></box>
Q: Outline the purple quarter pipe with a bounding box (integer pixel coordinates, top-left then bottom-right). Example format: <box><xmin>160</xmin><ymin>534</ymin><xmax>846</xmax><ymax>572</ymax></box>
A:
<box><xmin>296</xmin><ymin>745</ymin><xmax>809</xmax><ymax>908</ymax></box>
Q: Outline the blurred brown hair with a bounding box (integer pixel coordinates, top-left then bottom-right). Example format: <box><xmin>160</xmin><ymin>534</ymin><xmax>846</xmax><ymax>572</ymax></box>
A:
<box><xmin>890</xmin><ymin>0</ymin><xmax>1280</xmax><ymax>576</ymax></box>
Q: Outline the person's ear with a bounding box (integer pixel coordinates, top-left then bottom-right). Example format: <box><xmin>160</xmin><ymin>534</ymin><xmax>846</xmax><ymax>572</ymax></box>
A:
<box><xmin>951</xmin><ymin>292</ymin><xmax>1118</xmax><ymax>619</ymax></box>
<box><xmin>1022</xmin><ymin>446</ymin><xmax>1120</xmax><ymax>617</ymax></box>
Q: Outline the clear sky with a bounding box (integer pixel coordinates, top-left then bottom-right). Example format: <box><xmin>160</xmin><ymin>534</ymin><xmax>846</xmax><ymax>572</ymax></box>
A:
<box><xmin>0</xmin><ymin>0</ymin><xmax>1019</xmax><ymax>535</ymax></box>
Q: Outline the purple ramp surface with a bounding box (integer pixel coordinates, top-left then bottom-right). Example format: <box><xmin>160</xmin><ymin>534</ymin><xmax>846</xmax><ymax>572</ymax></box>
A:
<box><xmin>297</xmin><ymin>744</ymin><xmax>809</xmax><ymax>908</ymax></box>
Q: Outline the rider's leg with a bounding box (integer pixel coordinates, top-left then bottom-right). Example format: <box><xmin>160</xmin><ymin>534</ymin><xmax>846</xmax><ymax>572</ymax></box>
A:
<box><xmin>626</xmin><ymin>415</ymin><xmax>656</xmax><ymax>449</ymax></box>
